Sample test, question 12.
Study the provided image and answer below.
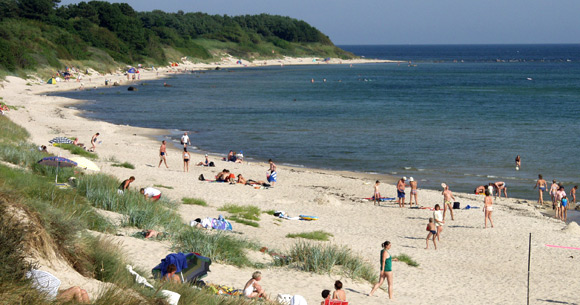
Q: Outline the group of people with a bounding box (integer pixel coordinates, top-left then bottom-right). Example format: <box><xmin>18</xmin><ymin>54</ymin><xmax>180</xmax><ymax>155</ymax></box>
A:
<box><xmin>372</xmin><ymin>177</ymin><xmax>418</xmax><ymax>207</ymax></box>
<box><xmin>535</xmin><ymin>175</ymin><xmax>577</xmax><ymax>221</ymax></box>
<box><xmin>117</xmin><ymin>176</ymin><xmax>162</xmax><ymax>201</ymax></box>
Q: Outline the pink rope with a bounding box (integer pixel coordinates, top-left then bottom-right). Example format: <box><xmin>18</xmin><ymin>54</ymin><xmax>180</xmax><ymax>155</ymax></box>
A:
<box><xmin>545</xmin><ymin>244</ymin><xmax>580</xmax><ymax>250</ymax></box>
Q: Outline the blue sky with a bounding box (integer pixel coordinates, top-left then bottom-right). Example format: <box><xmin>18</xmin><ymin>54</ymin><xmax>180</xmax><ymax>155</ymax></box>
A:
<box><xmin>59</xmin><ymin>0</ymin><xmax>580</xmax><ymax>45</ymax></box>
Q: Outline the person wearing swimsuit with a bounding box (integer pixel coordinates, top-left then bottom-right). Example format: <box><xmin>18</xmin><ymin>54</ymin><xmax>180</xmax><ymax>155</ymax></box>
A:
<box><xmin>243</xmin><ymin>271</ymin><xmax>269</xmax><ymax>301</ymax></box>
<box><xmin>118</xmin><ymin>176</ymin><xmax>135</xmax><ymax>194</ymax></box>
<box><xmin>182</xmin><ymin>147</ymin><xmax>190</xmax><ymax>172</ymax></box>
<box><xmin>533</xmin><ymin>174</ymin><xmax>548</xmax><ymax>205</ymax></box>
<box><xmin>158</xmin><ymin>140</ymin><xmax>168</xmax><ymax>168</ymax></box>
<box><xmin>369</xmin><ymin>241</ymin><xmax>398</xmax><ymax>299</ymax></box>
<box><xmin>484</xmin><ymin>189</ymin><xmax>494</xmax><ymax>229</ymax></box>
<box><xmin>426</xmin><ymin>218</ymin><xmax>437</xmax><ymax>250</ymax></box>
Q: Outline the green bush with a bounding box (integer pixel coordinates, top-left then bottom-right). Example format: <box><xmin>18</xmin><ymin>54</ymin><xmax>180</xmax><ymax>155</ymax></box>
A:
<box><xmin>56</xmin><ymin>143</ymin><xmax>98</xmax><ymax>159</ymax></box>
<box><xmin>112</xmin><ymin>161</ymin><xmax>135</xmax><ymax>169</ymax></box>
<box><xmin>394</xmin><ymin>254</ymin><xmax>419</xmax><ymax>267</ymax></box>
<box><xmin>218</xmin><ymin>204</ymin><xmax>261</xmax><ymax>227</ymax></box>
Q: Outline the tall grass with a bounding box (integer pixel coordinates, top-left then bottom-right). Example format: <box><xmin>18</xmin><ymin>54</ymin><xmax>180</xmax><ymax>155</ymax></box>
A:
<box><xmin>279</xmin><ymin>241</ymin><xmax>377</xmax><ymax>283</ymax></box>
<box><xmin>173</xmin><ymin>226</ymin><xmax>258</xmax><ymax>267</ymax></box>
<box><xmin>55</xmin><ymin>143</ymin><xmax>98</xmax><ymax>159</ymax></box>
<box><xmin>394</xmin><ymin>254</ymin><xmax>419</xmax><ymax>267</ymax></box>
<box><xmin>182</xmin><ymin>197</ymin><xmax>208</xmax><ymax>206</ymax></box>
<box><xmin>112</xmin><ymin>162</ymin><xmax>135</xmax><ymax>169</ymax></box>
<box><xmin>218</xmin><ymin>204</ymin><xmax>261</xmax><ymax>227</ymax></box>
<box><xmin>286</xmin><ymin>230</ymin><xmax>334</xmax><ymax>241</ymax></box>
<box><xmin>0</xmin><ymin>115</ymin><xmax>29</xmax><ymax>143</ymax></box>
<box><xmin>76</xmin><ymin>174</ymin><xmax>182</xmax><ymax>232</ymax></box>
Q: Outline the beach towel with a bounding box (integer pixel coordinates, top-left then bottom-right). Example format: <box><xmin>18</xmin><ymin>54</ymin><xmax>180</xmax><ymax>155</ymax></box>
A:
<box><xmin>365</xmin><ymin>197</ymin><xmax>395</xmax><ymax>201</ymax></box>
<box><xmin>126</xmin><ymin>265</ymin><xmax>180</xmax><ymax>305</ymax></box>
<box><xmin>291</xmin><ymin>295</ymin><xmax>308</xmax><ymax>305</ymax></box>
<box><xmin>158</xmin><ymin>253</ymin><xmax>188</xmax><ymax>278</ymax></box>
<box><xmin>26</xmin><ymin>270</ymin><xmax>61</xmax><ymax>300</ymax></box>
<box><xmin>211</xmin><ymin>215</ymin><xmax>233</xmax><ymax>231</ymax></box>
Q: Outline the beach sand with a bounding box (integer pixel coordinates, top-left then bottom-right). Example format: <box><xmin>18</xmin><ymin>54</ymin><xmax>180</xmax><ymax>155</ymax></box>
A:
<box><xmin>2</xmin><ymin>58</ymin><xmax>580</xmax><ymax>305</ymax></box>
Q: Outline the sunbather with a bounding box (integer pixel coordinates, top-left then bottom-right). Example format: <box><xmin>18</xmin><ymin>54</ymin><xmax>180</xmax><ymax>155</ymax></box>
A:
<box><xmin>237</xmin><ymin>174</ymin><xmax>267</xmax><ymax>186</ymax></box>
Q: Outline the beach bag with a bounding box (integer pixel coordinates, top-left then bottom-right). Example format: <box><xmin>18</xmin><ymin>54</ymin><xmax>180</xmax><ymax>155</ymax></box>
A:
<box><xmin>209</xmin><ymin>161</ymin><xmax>215</xmax><ymax>167</ymax></box>
<box><xmin>453</xmin><ymin>202</ymin><xmax>460</xmax><ymax>209</ymax></box>
<box><xmin>276</xmin><ymin>294</ymin><xmax>292</xmax><ymax>305</ymax></box>
<box><xmin>198</xmin><ymin>174</ymin><xmax>205</xmax><ymax>181</ymax></box>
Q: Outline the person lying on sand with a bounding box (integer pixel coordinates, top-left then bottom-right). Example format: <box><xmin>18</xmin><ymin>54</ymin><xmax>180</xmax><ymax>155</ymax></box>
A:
<box><xmin>216</xmin><ymin>169</ymin><xmax>235</xmax><ymax>182</ymax></box>
<box><xmin>237</xmin><ymin>174</ymin><xmax>267</xmax><ymax>186</ymax></box>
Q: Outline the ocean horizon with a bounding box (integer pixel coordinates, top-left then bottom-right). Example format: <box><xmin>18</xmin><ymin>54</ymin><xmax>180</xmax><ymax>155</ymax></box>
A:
<box><xmin>53</xmin><ymin>44</ymin><xmax>580</xmax><ymax>200</ymax></box>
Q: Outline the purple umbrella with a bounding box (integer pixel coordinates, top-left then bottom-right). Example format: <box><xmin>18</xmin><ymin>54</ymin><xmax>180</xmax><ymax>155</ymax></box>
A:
<box><xmin>37</xmin><ymin>156</ymin><xmax>77</xmax><ymax>183</ymax></box>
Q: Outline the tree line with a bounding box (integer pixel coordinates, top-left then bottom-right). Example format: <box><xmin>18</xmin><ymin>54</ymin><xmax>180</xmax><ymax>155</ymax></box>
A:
<box><xmin>0</xmin><ymin>0</ymin><xmax>345</xmax><ymax>72</ymax></box>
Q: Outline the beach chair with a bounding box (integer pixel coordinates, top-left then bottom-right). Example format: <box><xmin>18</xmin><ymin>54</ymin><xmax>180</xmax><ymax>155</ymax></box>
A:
<box><xmin>324</xmin><ymin>300</ymin><xmax>349</xmax><ymax>305</ymax></box>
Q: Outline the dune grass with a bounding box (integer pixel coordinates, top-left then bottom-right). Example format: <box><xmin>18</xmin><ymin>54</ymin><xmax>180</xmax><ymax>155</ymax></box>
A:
<box><xmin>263</xmin><ymin>209</ymin><xmax>276</xmax><ymax>215</ymax></box>
<box><xmin>218</xmin><ymin>204</ymin><xmax>261</xmax><ymax>227</ymax></box>
<box><xmin>112</xmin><ymin>162</ymin><xmax>135</xmax><ymax>169</ymax></box>
<box><xmin>55</xmin><ymin>143</ymin><xmax>98</xmax><ymax>159</ymax></box>
<box><xmin>154</xmin><ymin>184</ymin><xmax>173</xmax><ymax>189</ymax></box>
<box><xmin>286</xmin><ymin>230</ymin><xmax>334</xmax><ymax>241</ymax></box>
<box><xmin>0</xmin><ymin>115</ymin><xmax>29</xmax><ymax>143</ymax></box>
<box><xmin>182</xmin><ymin>197</ymin><xmax>208</xmax><ymax>206</ymax></box>
<box><xmin>394</xmin><ymin>254</ymin><xmax>419</xmax><ymax>267</ymax></box>
<box><xmin>277</xmin><ymin>241</ymin><xmax>377</xmax><ymax>283</ymax></box>
<box><xmin>173</xmin><ymin>226</ymin><xmax>259</xmax><ymax>267</ymax></box>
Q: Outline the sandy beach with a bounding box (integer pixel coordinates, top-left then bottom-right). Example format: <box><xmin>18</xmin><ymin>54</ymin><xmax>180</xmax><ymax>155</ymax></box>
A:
<box><xmin>2</xmin><ymin>57</ymin><xmax>580</xmax><ymax>305</ymax></box>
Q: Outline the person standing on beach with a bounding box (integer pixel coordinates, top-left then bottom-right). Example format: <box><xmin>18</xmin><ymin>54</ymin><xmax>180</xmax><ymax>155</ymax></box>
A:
<box><xmin>90</xmin><ymin>132</ymin><xmax>99</xmax><ymax>152</ymax></box>
<box><xmin>180</xmin><ymin>132</ymin><xmax>191</xmax><ymax>147</ymax></box>
<box><xmin>373</xmin><ymin>180</ymin><xmax>381</xmax><ymax>206</ymax></box>
<box><xmin>158</xmin><ymin>140</ymin><xmax>168</xmax><ymax>168</ymax></box>
<box><xmin>534</xmin><ymin>175</ymin><xmax>548</xmax><ymax>205</ymax></box>
<box><xmin>409</xmin><ymin>177</ymin><xmax>418</xmax><ymax>207</ymax></box>
<box><xmin>183</xmin><ymin>147</ymin><xmax>190</xmax><ymax>172</ymax></box>
<box><xmin>550</xmin><ymin>180</ymin><xmax>559</xmax><ymax>208</ymax></box>
<box><xmin>369</xmin><ymin>241</ymin><xmax>398</xmax><ymax>299</ymax></box>
<box><xmin>442</xmin><ymin>183</ymin><xmax>455</xmax><ymax>221</ymax></box>
<box><xmin>555</xmin><ymin>186</ymin><xmax>566</xmax><ymax>220</ymax></box>
<box><xmin>571</xmin><ymin>186</ymin><xmax>577</xmax><ymax>206</ymax></box>
<box><xmin>484</xmin><ymin>189</ymin><xmax>494</xmax><ymax>228</ymax></box>
<box><xmin>267</xmin><ymin>159</ymin><xmax>277</xmax><ymax>187</ymax></box>
<box><xmin>425</xmin><ymin>218</ymin><xmax>437</xmax><ymax>250</ymax></box>
<box><xmin>433</xmin><ymin>204</ymin><xmax>444</xmax><ymax>240</ymax></box>
<box><xmin>396</xmin><ymin>177</ymin><xmax>407</xmax><ymax>207</ymax></box>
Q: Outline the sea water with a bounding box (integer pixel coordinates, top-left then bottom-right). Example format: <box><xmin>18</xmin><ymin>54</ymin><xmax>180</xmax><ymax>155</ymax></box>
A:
<box><xmin>54</xmin><ymin>44</ymin><xmax>580</xmax><ymax>200</ymax></box>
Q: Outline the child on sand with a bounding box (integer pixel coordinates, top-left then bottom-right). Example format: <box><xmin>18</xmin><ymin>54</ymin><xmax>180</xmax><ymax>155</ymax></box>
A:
<box><xmin>426</xmin><ymin>218</ymin><xmax>437</xmax><ymax>250</ymax></box>
<box><xmin>320</xmin><ymin>289</ymin><xmax>330</xmax><ymax>305</ymax></box>
<box><xmin>373</xmin><ymin>180</ymin><xmax>381</xmax><ymax>206</ymax></box>
<box><xmin>433</xmin><ymin>204</ymin><xmax>444</xmax><ymax>240</ymax></box>
<box><xmin>561</xmin><ymin>196</ymin><xmax>568</xmax><ymax>221</ymax></box>
<box><xmin>243</xmin><ymin>271</ymin><xmax>269</xmax><ymax>301</ymax></box>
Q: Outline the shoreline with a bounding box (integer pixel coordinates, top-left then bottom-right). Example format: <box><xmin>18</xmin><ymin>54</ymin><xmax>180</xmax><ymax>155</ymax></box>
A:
<box><xmin>2</xmin><ymin>57</ymin><xmax>580</xmax><ymax>304</ymax></box>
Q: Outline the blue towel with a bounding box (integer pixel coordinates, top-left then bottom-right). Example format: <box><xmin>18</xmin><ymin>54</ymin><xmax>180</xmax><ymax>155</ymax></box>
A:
<box><xmin>159</xmin><ymin>253</ymin><xmax>188</xmax><ymax>277</ymax></box>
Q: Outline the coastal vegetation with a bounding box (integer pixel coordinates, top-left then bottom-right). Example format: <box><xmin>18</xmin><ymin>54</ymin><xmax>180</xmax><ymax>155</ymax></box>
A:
<box><xmin>111</xmin><ymin>161</ymin><xmax>135</xmax><ymax>169</ymax></box>
<box><xmin>56</xmin><ymin>143</ymin><xmax>98</xmax><ymax>159</ymax></box>
<box><xmin>286</xmin><ymin>230</ymin><xmax>334</xmax><ymax>241</ymax></box>
<box><xmin>182</xmin><ymin>197</ymin><xmax>208</xmax><ymax>206</ymax></box>
<box><xmin>218</xmin><ymin>204</ymin><xmax>261</xmax><ymax>227</ymax></box>
<box><xmin>0</xmin><ymin>0</ymin><xmax>354</xmax><ymax>76</ymax></box>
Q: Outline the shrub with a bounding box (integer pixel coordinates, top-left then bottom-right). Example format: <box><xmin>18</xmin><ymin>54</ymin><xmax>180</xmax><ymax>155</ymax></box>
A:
<box><xmin>394</xmin><ymin>254</ymin><xmax>419</xmax><ymax>267</ymax></box>
<box><xmin>55</xmin><ymin>143</ymin><xmax>98</xmax><ymax>159</ymax></box>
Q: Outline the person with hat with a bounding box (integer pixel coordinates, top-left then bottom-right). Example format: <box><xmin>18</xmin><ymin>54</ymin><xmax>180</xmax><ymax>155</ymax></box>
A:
<box><xmin>409</xmin><ymin>177</ymin><xmax>418</xmax><ymax>207</ymax></box>
<box><xmin>397</xmin><ymin>177</ymin><xmax>407</xmax><ymax>207</ymax></box>
<box><xmin>441</xmin><ymin>183</ymin><xmax>455</xmax><ymax>221</ymax></box>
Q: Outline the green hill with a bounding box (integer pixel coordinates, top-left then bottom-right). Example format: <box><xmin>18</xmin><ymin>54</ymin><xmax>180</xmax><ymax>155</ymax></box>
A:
<box><xmin>0</xmin><ymin>0</ymin><xmax>355</xmax><ymax>75</ymax></box>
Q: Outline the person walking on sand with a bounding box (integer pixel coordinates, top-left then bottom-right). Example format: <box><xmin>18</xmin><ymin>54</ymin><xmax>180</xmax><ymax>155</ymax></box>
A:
<box><xmin>158</xmin><ymin>140</ymin><xmax>168</xmax><ymax>168</ymax></box>
<box><xmin>373</xmin><ymin>180</ymin><xmax>381</xmax><ymax>206</ymax></box>
<box><xmin>243</xmin><ymin>271</ymin><xmax>270</xmax><ymax>301</ymax></box>
<box><xmin>409</xmin><ymin>177</ymin><xmax>418</xmax><ymax>207</ymax></box>
<box><xmin>433</xmin><ymin>204</ymin><xmax>444</xmax><ymax>240</ymax></box>
<box><xmin>442</xmin><ymin>183</ymin><xmax>455</xmax><ymax>221</ymax></box>
<box><xmin>494</xmin><ymin>181</ymin><xmax>507</xmax><ymax>198</ymax></box>
<box><xmin>396</xmin><ymin>177</ymin><xmax>407</xmax><ymax>207</ymax></box>
<box><xmin>90</xmin><ymin>132</ymin><xmax>99</xmax><ymax>152</ymax></box>
<box><xmin>369</xmin><ymin>241</ymin><xmax>398</xmax><ymax>299</ymax></box>
<box><xmin>534</xmin><ymin>174</ymin><xmax>548</xmax><ymax>205</ymax></box>
<box><xmin>180</xmin><ymin>132</ymin><xmax>190</xmax><ymax>147</ymax></box>
<box><xmin>425</xmin><ymin>218</ymin><xmax>437</xmax><ymax>250</ymax></box>
<box><xmin>267</xmin><ymin>159</ymin><xmax>277</xmax><ymax>187</ymax></box>
<box><xmin>183</xmin><ymin>147</ymin><xmax>190</xmax><ymax>172</ymax></box>
<box><xmin>555</xmin><ymin>186</ymin><xmax>566</xmax><ymax>220</ymax></box>
<box><xmin>484</xmin><ymin>189</ymin><xmax>494</xmax><ymax>228</ymax></box>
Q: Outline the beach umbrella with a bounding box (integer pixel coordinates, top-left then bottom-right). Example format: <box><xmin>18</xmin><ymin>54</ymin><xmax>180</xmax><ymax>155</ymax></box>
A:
<box><xmin>37</xmin><ymin>156</ymin><xmax>77</xmax><ymax>183</ymax></box>
<box><xmin>182</xmin><ymin>253</ymin><xmax>211</xmax><ymax>283</ymax></box>
<box><xmin>127</xmin><ymin>67</ymin><xmax>136</xmax><ymax>73</ymax></box>
<box><xmin>48</xmin><ymin>137</ymin><xmax>73</xmax><ymax>144</ymax></box>
<box><xmin>70</xmin><ymin>156</ymin><xmax>100</xmax><ymax>172</ymax></box>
